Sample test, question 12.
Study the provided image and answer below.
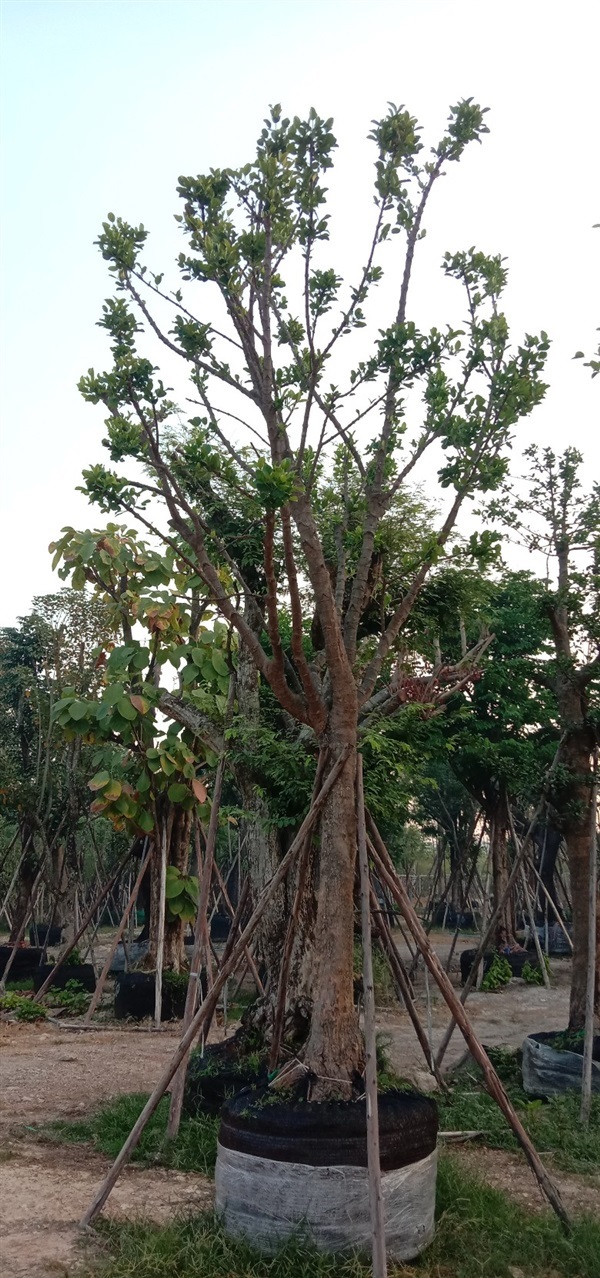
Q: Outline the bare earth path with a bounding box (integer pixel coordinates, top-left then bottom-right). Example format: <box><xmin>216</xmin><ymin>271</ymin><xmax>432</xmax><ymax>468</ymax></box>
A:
<box><xmin>0</xmin><ymin>947</ymin><xmax>596</xmax><ymax>1278</ymax></box>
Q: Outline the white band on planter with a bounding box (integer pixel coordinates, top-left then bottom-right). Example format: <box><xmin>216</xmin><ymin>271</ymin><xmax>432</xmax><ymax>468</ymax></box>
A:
<box><xmin>215</xmin><ymin>1142</ymin><xmax>437</xmax><ymax>1260</ymax></box>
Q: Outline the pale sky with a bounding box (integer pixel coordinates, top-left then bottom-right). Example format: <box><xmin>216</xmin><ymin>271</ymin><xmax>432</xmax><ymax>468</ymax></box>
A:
<box><xmin>1</xmin><ymin>0</ymin><xmax>598</xmax><ymax>627</ymax></box>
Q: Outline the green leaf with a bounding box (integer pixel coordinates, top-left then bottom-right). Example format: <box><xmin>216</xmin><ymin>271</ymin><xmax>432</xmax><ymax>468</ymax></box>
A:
<box><xmin>167</xmin><ymin>782</ymin><xmax>189</xmax><ymax>803</ymax></box>
<box><xmin>191</xmin><ymin>648</ymin><xmax>204</xmax><ymax>665</ymax></box>
<box><xmin>117</xmin><ymin>697</ymin><xmax>138</xmax><ymax>721</ymax></box>
<box><xmin>88</xmin><ymin>771</ymin><xmax>111</xmax><ymax>792</ymax></box>
<box><xmin>102</xmin><ymin>683</ymin><xmax>125</xmax><ymax>706</ymax></box>
<box><xmin>211</xmin><ymin>650</ymin><xmax>229</xmax><ymax>677</ymax></box>
<box><xmin>69</xmin><ymin>701</ymin><xmax>90</xmax><ymax>721</ymax></box>
<box><xmin>136</xmin><ymin>809</ymin><xmax>154</xmax><ymax>833</ymax></box>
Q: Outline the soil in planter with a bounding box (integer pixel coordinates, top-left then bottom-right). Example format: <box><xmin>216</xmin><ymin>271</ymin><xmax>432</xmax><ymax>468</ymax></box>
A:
<box><xmin>0</xmin><ymin>945</ymin><xmax>44</xmax><ymax>980</ymax></box>
<box><xmin>113</xmin><ymin>970</ymin><xmax>206</xmax><ymax>1022</ymax></box>
<box><xmin>183</xmin><ymin>1032</ymin><xmax>268</xmax><ymax>1117</ymax></box>
<box><xmin>34</xmin><ymin>964</ymin><xmax>96</xmax><ymax>994</ymax></box>
<box><xmin>545</xmin><ymin>1030</ymin><xmax>600</xmax><ymax>1061</ymax></box>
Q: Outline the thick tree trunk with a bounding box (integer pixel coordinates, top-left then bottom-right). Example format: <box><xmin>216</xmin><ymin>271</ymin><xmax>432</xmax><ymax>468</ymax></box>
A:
<box><xmin>303</xmin><ymin>703</ymin><xmax>363</xmax><ymax>1098</ymax></box>
<box><xmin>490</xmin><ymin>797</ymin><xmax>517</xmax><ymax>950</ymax></box>
<box><xmin>561</xmin><ymin>728</ymin><xmax>598</xmax><ymax>1029</ymax></box>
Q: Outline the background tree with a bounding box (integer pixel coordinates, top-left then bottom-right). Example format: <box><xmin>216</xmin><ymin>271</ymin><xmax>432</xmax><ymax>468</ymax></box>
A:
<box><xmin>490</xmin><ymin>447</ymin><xmax>599</xmax><ymax>1026</ymax></box>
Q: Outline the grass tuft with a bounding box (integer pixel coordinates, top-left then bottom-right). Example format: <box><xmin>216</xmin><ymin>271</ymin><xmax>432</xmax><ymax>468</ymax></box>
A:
<box><xmin>77</xmin><ymin>1155</ymin><xmax>600</xmax><ymax>1278</ymax></box>
<box><xmin>49</xmin><ymin>1093</ymin><xmax>219</xmax><ymax>1177</ymax></box>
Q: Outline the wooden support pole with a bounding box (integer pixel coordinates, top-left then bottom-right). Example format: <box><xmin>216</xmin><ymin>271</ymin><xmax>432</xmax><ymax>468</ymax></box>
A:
<box><xmin>79</xmin><ymin>746</ymin><xmax>350</xmax><ymax>1229</ymax></box>
<box><xmin>33</xmin><ymin>844</ymin><xmax>135</xmax><ymax>1003</ymax></box>
<box><xmin>581</xmin><ymin>758</ymin><xmax>598</xmax><ymax>1126</ymax></box>
<box><xmin>0</xmin><ymin>865</ymin><xmax>45</xmax><ymax>991</ymax></box>
<box><xmin>212</xmin><ymin>860</ymin><xmax>264</xmax><ymax>995</ymax></box>
<box><xmin>269</xmin><ymin>750</ymin><xmax>327</xmax><ymax>1072</ymax></box>
<box><xmin>367</xmin><ymin>813</ymin><xmax>571</xmax><ymax>1230</ymax></box>
<box><xmin>370</xmin><ymin>884</ymin><xmax>446</xmax><ymax>1092</ymax></box>
<box><xmin>357</xmin><ymin>758</ymin><xmax>387</xmax><ymax>1278</ymax></box>
<box><xmin>84</xmin><ymin>844</ymin><xmax>152</xmax><ymax>1024</ymax></box>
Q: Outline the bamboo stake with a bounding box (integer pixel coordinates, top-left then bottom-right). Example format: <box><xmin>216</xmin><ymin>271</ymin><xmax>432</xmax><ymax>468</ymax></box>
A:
<box><xmin>371</xmin><ymin>889</ymin><xmax>446</xmax><ymax>1091</ymax></box>
<box><xmin>525</xmin><ymin>855</ymin><xmax>573</xmax><ymax>951</ymax></box>
<box><xmin>167</xmin><ymin>756</ymin><xmax>226</xmax><ymax>1141</ymax></box>
<box><xmin>84</xmin><ymin>844</ymin><xmax>152</xmax><ymax>1024</ymax></box>
<box><xmin>79</xmin><ymin>746</ymin><xmax>350</xmax><ymax>1229</ymax></box>
<box><xmin>33</xmin><ymin>844</ymin><xmax>135</xmax><ymax>1002</ymax></box>
<box><xmin>367</xmin><ymin>814</ymin><xmax>571</xmax><ymax>1230</ymax></box>
<box><xmin>269</xmin><ymin>750</ymin><xmax>327</xmax><ymax>1072</ymax></box>
<box><xmin>581</xmin><ymin>756</ymin><xmax>598</xmax><ymax>1126</ymax></box>
<box><xmin>213</xmin><ymin>860</ymin><xmax>264</xmax><ymax>995</ymax></box>
<box><xmin>357</xmin><ymin>758</ymin><xmax>387</xmax><ymax>1278</ymax></box>
<box><xmin>508</xmin><ymin>809</ymin><xmax>550</xmax><ymax>988</ymax></box>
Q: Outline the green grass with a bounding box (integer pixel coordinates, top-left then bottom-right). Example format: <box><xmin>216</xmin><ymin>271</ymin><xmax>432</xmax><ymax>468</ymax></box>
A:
<box><xmin>4</xmin><ymin>977</ymin><xmax>34</xmax><ymax>992</ymax></box>
<box><xmin>439</xmin><ymin>1048</ymin><xmax>600</xmax><ymax>1175</ymax></box>
<box><xmin>49</xmin><ymin>1093</ymin><xmax>219</xmax><ymax>1178</ymax></box>
<box><xmin>77</xmin><ymin>1155</ymin><xmax>600</xmax><ymax>1278</ymax></box>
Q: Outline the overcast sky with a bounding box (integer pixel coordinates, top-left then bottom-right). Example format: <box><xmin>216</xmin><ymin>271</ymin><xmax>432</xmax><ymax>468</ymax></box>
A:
<box><xmin>1</xmin><ymin>0</ymin><xmax>598</xmax><ymax>627</ymax></box>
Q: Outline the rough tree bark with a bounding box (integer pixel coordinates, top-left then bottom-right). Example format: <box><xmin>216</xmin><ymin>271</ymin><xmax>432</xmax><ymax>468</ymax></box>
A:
<box><xmin>489</xmin><ymin>795</ymin><xmax>518</xmax><ymax>949</ymax></box>
<box><xmin>560</xmin><ymin>724</ymin><xmax>598</xmax><ymax>1028</ymax></box>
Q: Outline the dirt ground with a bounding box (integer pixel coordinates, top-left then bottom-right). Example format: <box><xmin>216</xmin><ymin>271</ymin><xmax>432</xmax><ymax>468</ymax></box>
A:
<box><xmin>0</xmin><ymin>936</ymin><xmax>596</xmax><ymax>1278</ymax></box>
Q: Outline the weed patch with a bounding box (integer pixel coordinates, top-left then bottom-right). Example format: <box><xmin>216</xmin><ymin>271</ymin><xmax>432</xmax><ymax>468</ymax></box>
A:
<box><xmin>78</xmin><ymin>1155</ymin><xmax>600</xmax><ymax>1278</ymax></box>
<box><xmin>49</xmin><ymin>1092</ymin><xmax>218</xmax><ymax>1177</ymax></box>
<box><xmin>440</xmin><ymin>1048</ymin><xmax>600</xmax><ymax>1174</ymax></box>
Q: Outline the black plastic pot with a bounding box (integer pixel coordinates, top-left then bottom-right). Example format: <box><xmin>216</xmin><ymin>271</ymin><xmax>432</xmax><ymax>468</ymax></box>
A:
<box><xmin>34</xmin><ymin>963</ymin><xmax>96</xmax><ymax>994</ymax></box>
<box><xmin>184</xmin><ymin>1036</ymin><xmax>267</xmax><ymax>1116</ymax></box>
<box><xmin>460</xmin><ymin>947</ymin><xmax>540</xmax><ymax>984</ymax></box>
<box><xmin>0</xmin><ymin>945</ymin><xmax>44</xmax><ymax>979</ymax></box>
<box><xmin>113</xmin><ymin>970</ymin><xmax>205</xmax><ymax>1021</ymax></box>
<box><xmin>29</xmin><ymin>924</ymin><xmax>62</xmax><ymax>947</ymax></box>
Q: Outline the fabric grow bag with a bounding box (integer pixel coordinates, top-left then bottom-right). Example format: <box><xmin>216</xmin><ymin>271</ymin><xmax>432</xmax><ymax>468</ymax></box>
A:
<box><xmin>210</xmin><ymin>913</ymin><xmax>232</xmax><ymax>942</ymax></box>
<box><xmin>34</xmin><ymin>963</ymin><xmax>96</xmax><ymax>994</ymax></box>
<box><xmin>184</xmin><ymin>1038</ymin><xmax>267</xmax><ymax>1116</ymax></box>
<box><xmin>0</xmin><ymin>945</ymin><xmax>44</xmax><ymax>979</ymax></box>
<box><xmin>522</xmin><ymin>1031</ymin><xmax>600</xmax><ymax>1097</ymax></box>
<box><xmin>113</xmin><ymin>970</ymin><xmax>205</xmax><ymax>1021</ymax></box>
<box><xmin>28</xmin><ymin>924</ymin><xmax>62</xmax><ymax>947</ymax></box>
<box><xmin>216</xmin><ymin>1087</ymin><xmax>438</xmax><ymax>1260</ymax></box>
<box><xmin>460</xmin><ymin>948</ymin><xmax>539</xmax><ymax>985</ymax></box>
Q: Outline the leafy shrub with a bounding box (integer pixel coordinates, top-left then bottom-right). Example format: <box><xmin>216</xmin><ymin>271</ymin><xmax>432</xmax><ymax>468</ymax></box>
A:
<box><xmin>49</xmin><ymin>978</ymin><xmax>90</xmax><ymax>1015</ymax></box>
<box><xmin>481</xmin><ymin>953</ymin><xmax>512</xmax><ymax>992</ymax></box>
<box><xmin>0</xmin><ymin>991</ymin><xmax>47</xmax><ymax>1021</ymax></box>
<box><xmin>522</xmin><ymin>959</ymin><xmax>544</xmax><ymax>985</ymax></box>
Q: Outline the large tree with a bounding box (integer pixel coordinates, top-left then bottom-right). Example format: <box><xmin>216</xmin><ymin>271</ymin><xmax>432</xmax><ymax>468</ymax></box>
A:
<box><xmin>60</xmin><ymin>101</ymin><xmax>549</xmax><ymax>1095</ymax></box>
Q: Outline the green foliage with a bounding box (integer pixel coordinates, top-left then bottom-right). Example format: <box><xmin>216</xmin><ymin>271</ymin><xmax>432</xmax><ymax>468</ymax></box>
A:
<box><xmin>165</xmin><ymin>867</ymin><xmax>199</xmax><ymax>923</ymax></box>
<box><xmin>48</xmin><ymin>979</ymin><xmax>90</xmax><ymax>1015</ymax></box>
<box><xmin>480</xmin><ymin>953</ymin><xmax>512</xmax><ymax>991</ymax></box>
<box><xmin>0</xmin><ymin>992</ymin><xmax>47</xmax><ymax>1021</ymax></box>
<box><xmin>521</xmin><ymin>959</ymin><xmax>545</xmax><ymax>985</ymax></box>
